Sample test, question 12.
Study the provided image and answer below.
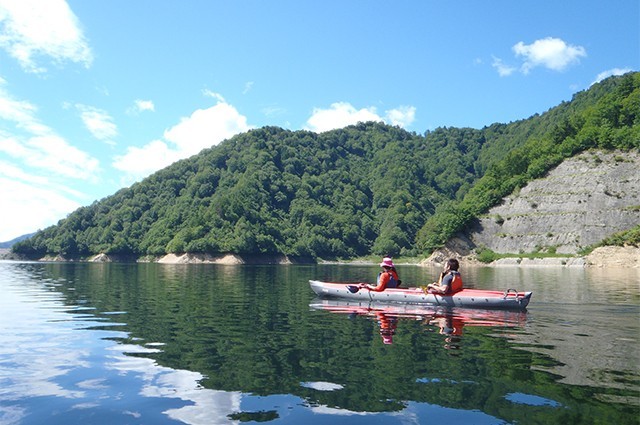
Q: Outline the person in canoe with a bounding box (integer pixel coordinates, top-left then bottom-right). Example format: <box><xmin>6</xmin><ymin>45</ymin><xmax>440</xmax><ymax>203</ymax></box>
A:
<box><xmin>426</xmin><ymin>258</ymin><xmax>463</xmax><ymax>295</ymax></box>
<box><xmin>359</xmin><ymin>257</ymin><xmax>400</xmax><ymax>292</ymax></box>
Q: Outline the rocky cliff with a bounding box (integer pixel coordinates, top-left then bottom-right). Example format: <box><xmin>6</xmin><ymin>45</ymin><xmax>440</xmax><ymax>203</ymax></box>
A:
<box><xmin>465</xmin><ymin>150</ymin><xmax>640</xmax><ymax>255</ymax></box>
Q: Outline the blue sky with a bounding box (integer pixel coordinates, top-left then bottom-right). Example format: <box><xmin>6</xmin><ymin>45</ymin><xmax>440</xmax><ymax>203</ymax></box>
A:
<box><xmin>0</xmin><ymin>0</ymin><xmax>638</xmax><ymax>242</ymax></box>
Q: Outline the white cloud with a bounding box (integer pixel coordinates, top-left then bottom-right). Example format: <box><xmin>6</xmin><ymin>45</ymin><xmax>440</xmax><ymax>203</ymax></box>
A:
<box><xmin>492</xmin><ymin>56</ymin><xmax>517</xmax><ymax>77</ymax></box>
<box><xmin>126</xmin><ymin>99</ymin><xmax>155</xmax><ymax>116</ymax></box>
<box><xmin>304</xmin><ymin>102</ymin><xmax>416</xmax><ymax>133</ymax></box>
<box><xmin>134</xmin><ymin>99</ymin><xmax>155</xmax><ymax>112</ymax></box>
<box><xmin>113</xmin><ymin>99</ymin><xmax>251</xmax><ymax>183</ymax></box>
<box><xmin>0</xmin><ymin>133</ymin><xmax>99</xmax><ymax>180</ymax></box>
<box><xmin>112</xmin><ymin>139</ymin><xmax>175</xmax><ymax>180</ymax></box>
<box><xmin>385</xmin><ymin>106</ymin><xmax>416</xmax><ymax>128</ymax></box>
<box><xmin>590</xmin><ymin>68</ymin><xmax>633</xmax><ymax>86</ymax></box>
<box><xmin>0</xmin><ymin>79</ymin><xmax>98</xmax><ymax>241</ymax></box>
<box><xmin>243</xmin><ymin>81</ymin><xmax>254</xmax><ymax>94</ymax></box>
<box><xmin>21</xmin><ymin>134</ymin><xmax>99</xmax><ymax>179</ymax></box>
<box><xmin>305</xmin><ymin>102</ymin><xmax>383</xmax><ymax>133</ymax></box>
<box><xmin>164</xmin><ymin>103</ymin><xmax>250</xmax><ymax>155</ymax></box>
<box><xmin>513</xmin><ymin>37</ymin><xmax>586</xmax><ymax>74</ymax></box>
<box><xmin>0</xmin><ymin>80</ymin><xmax>100</xmax><ymax>179</ymax></box>
<box><xmin>76</xmin><ymin>104</ymin><xmax>117</xmax><ymax>144</ymax></box>
<box><xmin>0</xmin><ymin>173</ymin><xmax>81</xmax><ymax>241</ymax></box>
<box><xmin>202</xmin><ymin>89</ymin><xmax>225</xmax><ymax>103</ymax></box>
<box><xmin>262</xmin><ymin>105</ymin><xmax>286</xmax><ymax>117</ymax></box>
<box><xmin>0</xmin><ymin>0</ymin><xmax>92</xmax><ymax>73</ymax></box>
<box><xmin>0</xmin><ymin>77</ymin><xmax>40</xmax><ymax>130</ymax></box>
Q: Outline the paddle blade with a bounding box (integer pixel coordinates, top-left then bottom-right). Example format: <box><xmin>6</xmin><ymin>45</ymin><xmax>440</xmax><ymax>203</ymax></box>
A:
<box><xmin>346</xmin><ymin>285</ymin><xmax>360</xmax><ymax>293</ymax></box>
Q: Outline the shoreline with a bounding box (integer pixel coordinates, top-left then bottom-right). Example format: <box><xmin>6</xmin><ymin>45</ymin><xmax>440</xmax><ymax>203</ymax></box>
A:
<box><xmin>1</xmin><ymin>246</ymin><xmax>638</xmax><ymax>268</ymax></box>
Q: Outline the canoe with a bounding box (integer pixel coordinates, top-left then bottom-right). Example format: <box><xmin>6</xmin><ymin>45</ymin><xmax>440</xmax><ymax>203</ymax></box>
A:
<box><xmin>309</xmin><ymin>280</ymin><xmax>532</xmax><ymax>311</ymax></box>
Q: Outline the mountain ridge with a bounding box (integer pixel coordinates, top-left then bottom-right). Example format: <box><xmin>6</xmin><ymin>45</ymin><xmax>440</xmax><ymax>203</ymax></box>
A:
<box><xmin>11</xmin><ymin>72</ymin><xmax>640</xmax><ymax>262</ymax></box>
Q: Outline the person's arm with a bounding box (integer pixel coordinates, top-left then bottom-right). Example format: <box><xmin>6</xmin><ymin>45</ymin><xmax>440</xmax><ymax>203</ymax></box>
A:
<box><xmin>428</xmin><ymin>273</ymin><xmax>452</xmax><ymax>294</ymax></box>
<box><xmin>364</xmin><ymin>272</ymin><xmax>390</xmax><ymax>292</ymax></box>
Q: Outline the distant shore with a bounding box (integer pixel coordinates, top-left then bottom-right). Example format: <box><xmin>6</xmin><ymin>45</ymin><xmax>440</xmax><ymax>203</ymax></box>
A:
<box><xmin>1</xmin><ymin>245</ymin><xmax>638</xmax><ymax>267</ymax></box>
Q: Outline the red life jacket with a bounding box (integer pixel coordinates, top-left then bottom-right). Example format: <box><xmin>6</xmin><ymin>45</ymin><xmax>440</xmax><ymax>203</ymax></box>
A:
<box><xmin>376</xmin><ymin>270</ymin><xmax>399</xmax><ymax>289</ymax></box>
<box><xmin>449</xmin><ymin>271</ymin><xmax>463</xmax><ymax>293</ymax></box>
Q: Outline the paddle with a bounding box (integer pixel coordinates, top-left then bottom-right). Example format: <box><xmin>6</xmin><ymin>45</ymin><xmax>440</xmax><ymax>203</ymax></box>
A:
<box><xmin>346</xmin><ymin>279</ymin><xmax>403</xmax><ymax>293</ymax></box>
<box><xmin>346</xmin><ymin>284</ymin><xmax>363</xmax><ymax>293</ymax></box>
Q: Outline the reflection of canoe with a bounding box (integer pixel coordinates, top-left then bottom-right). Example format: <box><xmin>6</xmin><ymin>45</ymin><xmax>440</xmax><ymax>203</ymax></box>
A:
<box><xmin>309</xmin><ymin>297</ymin><xmax>528</xmax><ymax>328</ymax></box>
<box><xmin>309</xmin><ymin>280</ymin><xmax>532</xmax><ymax>311</ymax></box>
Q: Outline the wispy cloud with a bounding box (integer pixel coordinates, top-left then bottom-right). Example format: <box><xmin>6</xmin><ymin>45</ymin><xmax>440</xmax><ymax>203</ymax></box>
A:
<box><xmin>76</xmin><ymin>104</ymin><xmax>117</xmax><ymax>144</ymax></box>
<box><xmin>0</xmin><ymin>79</ymin><xmax>98</xmax><ymax>240</ymax></box>
<box><xmin>590</xmin><ymin>68</ymin><xmax>633</xmax><ymax>86</ymax></box>
<box><xmin>493</xmin><ymin>37</ymin><xmax>586</xmax><ymax>77</ymax></box>
<box><xmin>0</xmin><ymin>80</ymin><xmax>99</xmax><ymax>179</ymax></box>
<box><xmin>261</xmin><ymin>105</ymin><xmax>287</xmax><ymax>117</ymax></box>
<box><xmin>492</xmin><ymin>56</ymin><xmax>517</xmax><ymax>77</ymax></box>
<box><xmin>243</xmin><ymin>81</ymin><xmax>254</xmax><ymax>94</ymax></box>
<box><xmin>202</xmin><ymin>89</ymin><xmax>225</xmax><ymax>103</ymax></box>
<box><xmin>0</xmin><ymin>0</ymin><xmax>92</xmax><ymax>73</ymax></box>
<box><xmin>133</xmin><ymin>99</ymin><xmax>155</xmax><ymax>113</ymax></box>
<box><xmin>385</xmin><ymin>106</ymin><xmax>416</xmax><ymax>128</ymax></box>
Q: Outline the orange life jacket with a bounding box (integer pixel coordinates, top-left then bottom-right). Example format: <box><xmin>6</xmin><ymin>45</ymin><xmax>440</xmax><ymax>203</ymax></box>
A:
<box><xmin>449</xmin><ymin>271</ymin><xmax>463</xmax><ymax>293</ymax></box>
<box><xmin>377</xmin><ymin>270</ymin><xmax>399</xmax><ymax>289</ymax></box>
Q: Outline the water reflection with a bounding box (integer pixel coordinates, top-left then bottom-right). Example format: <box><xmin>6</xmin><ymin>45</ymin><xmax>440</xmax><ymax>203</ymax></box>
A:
<box><xmin>0</xmin><ymin>263</ymin><xmax>244</xmax><ymax>425</ymax></box>
<box><xmin>309</xmin><ymin>298</ymin><xmax>528</xmax><ymax>349</ymax></box>
<box><xmin>1</xmin><ymin>261</ymin><xmax>638</xmax><ymax>425</ymax></box>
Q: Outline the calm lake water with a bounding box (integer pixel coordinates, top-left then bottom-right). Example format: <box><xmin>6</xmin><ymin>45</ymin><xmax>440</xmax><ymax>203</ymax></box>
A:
<box><xmin>0</xmin><ymin>261</ymin><xmax>638</xmax><ymax>425</ymax></box>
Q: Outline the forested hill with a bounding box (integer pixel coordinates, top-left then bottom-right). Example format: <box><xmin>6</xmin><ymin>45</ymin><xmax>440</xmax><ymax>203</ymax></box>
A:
<box><xmin>13</xmin><ymin>72</ymin><xmax>640</xmax><ymax>260</ymax></box>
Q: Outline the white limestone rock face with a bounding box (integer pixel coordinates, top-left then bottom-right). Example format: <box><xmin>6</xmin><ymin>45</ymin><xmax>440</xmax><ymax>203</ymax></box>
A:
<box><xmin>467</xmin><ymin>150</ymin><xmax>640</xmax><ymax>254</ymax></box>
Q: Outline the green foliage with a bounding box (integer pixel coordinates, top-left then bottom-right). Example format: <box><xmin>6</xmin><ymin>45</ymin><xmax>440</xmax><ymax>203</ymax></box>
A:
<box><xmin>475</xmin><ymin>246</ymin><xmax>499</xmax><ymax>263</ymax></box>
<box><xmin>416</xmin><ymin>71</ymin><xmax>640</xmax><ymax>251</ymax></box>
<box><xmin>12</xmin><ymin>73</ymin><xmax>640</xmax><ymax>259</ymax></box>
<box><xmin>598</xmin><ymin>225</ymin><xmax>640</xmax><ymax>247</ymax></box>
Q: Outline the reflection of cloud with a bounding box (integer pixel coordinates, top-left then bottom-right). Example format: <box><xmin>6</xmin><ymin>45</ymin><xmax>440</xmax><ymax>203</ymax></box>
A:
<box><xmin>3</xmin><ymin>268</ymin><xmax>375</xmax><ymax>424</ymax></box>
<box><xmin>309</xmin><ymin>405</ymin><xmax>373</xmax><ymax>416</ymax></box>
<box><xmin>109</xmin><ymin>353</ymin><xmax>242</xmax><ymax>425</ymax></box>
<box><xmin>76</xmin><ymin>378</ymin><xmax>108</xmax><ymax>390</ymax></box>
<box><xmin>300</xmin><ymin>381</ymin><xmax>344</xmax><ymax>391</ymax></box>
<box><xmin>0</xmin><ymin>283</ymin><xmax>89</xmax><ymax>402</ymax></box>
<box><xmin>0</xmin><ymin>269</ymin><xmax>243</xmax><ymax>425</ymax></box>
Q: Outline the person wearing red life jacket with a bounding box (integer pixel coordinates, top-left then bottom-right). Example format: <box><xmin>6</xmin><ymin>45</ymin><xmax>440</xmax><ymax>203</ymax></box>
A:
<box><xmin>360</xmin><ymin>257</ymin><xmax>400</xmax><ymax>292</ymax></box>
<box><xmin>427</xmin><ymin>258</ymin><xmax>463</xmax><ymax>295</ymax></box>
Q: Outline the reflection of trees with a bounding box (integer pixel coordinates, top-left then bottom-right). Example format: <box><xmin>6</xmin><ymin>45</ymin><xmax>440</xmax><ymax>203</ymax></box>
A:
<box><xmin>41</xmin><ymin>263</ymin><xmax>640</xmax><ymax>424</ymax></box>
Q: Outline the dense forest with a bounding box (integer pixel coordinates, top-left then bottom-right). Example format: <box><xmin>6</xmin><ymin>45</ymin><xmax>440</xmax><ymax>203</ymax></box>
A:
<box><xmin>13</xmin><ymin>72</ymin><xmax>640</xmax><ymax>260</ymax></box>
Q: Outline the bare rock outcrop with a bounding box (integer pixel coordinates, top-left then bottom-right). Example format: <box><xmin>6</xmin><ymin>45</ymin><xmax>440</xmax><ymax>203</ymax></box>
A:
<box><xmin>585</xmin><ymin>245</ymin><xmax>640</xmax><ymax>268</ymax></box>
<box><xmin>467</xmin><ymin>150</ymin><xmax>640</xmax><ymax>255</ymax></box>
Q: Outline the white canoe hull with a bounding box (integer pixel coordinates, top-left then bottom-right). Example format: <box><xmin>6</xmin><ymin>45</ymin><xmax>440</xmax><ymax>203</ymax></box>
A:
<box><xmin>309</xmin><ymin>280</ymin><xmax>532</xmax><ymax>311</ymax></box>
